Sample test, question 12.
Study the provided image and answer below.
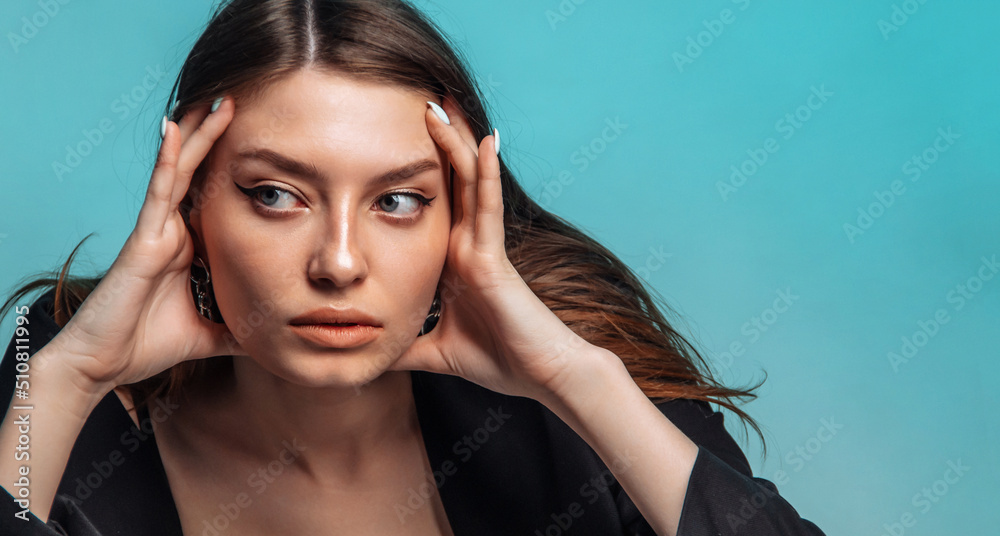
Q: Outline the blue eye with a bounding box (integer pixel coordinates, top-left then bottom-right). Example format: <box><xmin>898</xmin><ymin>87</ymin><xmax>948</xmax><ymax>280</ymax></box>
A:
<box><xmin>235</xmin><ymin>183</ymin><xmax>299</xmax><ymax>214</ymax></box>
<box><xmin>376</xmin><ymin>192</ymin><xmax>433</xmax><ymax>217</ymax></box>
<box><xmin>234</xmin><ymin>181</ymin><xmax>435</xmax><ymax>221</ymax></box>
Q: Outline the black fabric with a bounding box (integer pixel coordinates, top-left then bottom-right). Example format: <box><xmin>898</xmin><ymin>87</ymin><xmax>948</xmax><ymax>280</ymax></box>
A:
<box><xmin>1</xmin><ymin>289</ymin><xmax>826</xmax><ymax>535</ymax></box>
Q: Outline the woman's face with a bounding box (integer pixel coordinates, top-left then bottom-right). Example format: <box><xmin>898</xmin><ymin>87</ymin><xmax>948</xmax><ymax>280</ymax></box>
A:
<box><xmin>187</xmin><ymin>68</ymin><xmax>451</xmax><ymax>388</ymax></box>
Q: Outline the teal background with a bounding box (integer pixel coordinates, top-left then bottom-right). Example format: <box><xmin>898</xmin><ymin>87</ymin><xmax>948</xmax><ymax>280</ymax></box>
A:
<box><xmin>2</xmin><ymin>0</ymin><xmax>997</xmax><ymax>533</ymax></box>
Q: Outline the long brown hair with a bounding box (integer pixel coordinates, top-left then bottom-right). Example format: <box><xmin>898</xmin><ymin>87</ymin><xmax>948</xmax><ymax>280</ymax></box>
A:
<box><xmin>1</xmin><ymin>0</ymin><xmax>768</xmax><ymax>457</ymax></box>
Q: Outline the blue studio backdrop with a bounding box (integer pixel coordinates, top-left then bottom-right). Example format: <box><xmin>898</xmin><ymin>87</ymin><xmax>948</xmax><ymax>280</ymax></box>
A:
<box><xmin>1</xmin><ymin>1</ymin><xmax>997</xmax><ymax>533</ymax></box>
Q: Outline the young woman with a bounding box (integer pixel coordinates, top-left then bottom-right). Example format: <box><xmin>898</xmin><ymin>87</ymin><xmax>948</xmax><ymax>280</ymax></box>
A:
<box><xmin>0</xmin><ymin>1</ymin><xmax>827</xmax><ymax>534</ymax></box>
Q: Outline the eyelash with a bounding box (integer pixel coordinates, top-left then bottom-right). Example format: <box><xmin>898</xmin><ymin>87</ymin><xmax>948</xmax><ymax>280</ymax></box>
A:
<box><xmin>236</xmin><ymin>183</ymin><xmax>436</xmax><ymax>223</ymax></box>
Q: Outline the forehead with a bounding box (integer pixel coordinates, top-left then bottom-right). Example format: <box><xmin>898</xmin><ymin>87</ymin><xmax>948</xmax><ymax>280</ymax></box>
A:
<box><xmin>218</xmin><ymin>69</ymin><xmax>438</xmax><ymax>172</ymax></box>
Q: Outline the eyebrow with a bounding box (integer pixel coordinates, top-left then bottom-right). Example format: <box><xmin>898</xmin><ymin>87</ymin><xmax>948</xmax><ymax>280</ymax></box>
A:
<box><xmin>234</xmin><ymin>148</ymin><xmax>441</xmax><ymax>188</ymax></box>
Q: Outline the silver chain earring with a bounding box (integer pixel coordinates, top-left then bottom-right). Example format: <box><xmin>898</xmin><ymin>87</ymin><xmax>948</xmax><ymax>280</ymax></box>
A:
<box><xmin>190</xmin><ymin>255</ymin><xmax>217</xmax><ymax>322</ymax></box>
<box><xmin>417</xmin><ymin>290</ymin><xmax>442</xmax><ymax>336</ymax></box>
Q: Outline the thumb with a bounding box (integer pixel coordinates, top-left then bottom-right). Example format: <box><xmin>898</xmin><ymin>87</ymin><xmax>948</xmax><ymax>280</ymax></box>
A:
<box><xmin>389</xmin><ymin>331</ymin><xmax>448</xmax><ymax>374</ymax></box>
<box><xmin>203</xmin><ymin>319</ymin><xmax>249</xmax><ymax>358</ymax></box>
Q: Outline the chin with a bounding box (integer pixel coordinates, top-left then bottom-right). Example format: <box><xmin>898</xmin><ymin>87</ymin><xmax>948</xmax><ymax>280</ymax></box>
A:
<box><xmin>268</xmin><ymin>350</ymin><xmax>395</xmax><ymax>389</ymax></box>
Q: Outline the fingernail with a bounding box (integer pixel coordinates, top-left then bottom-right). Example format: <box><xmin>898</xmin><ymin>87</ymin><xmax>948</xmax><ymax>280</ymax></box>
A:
<box><xmin>160</xmin><ymin>115</ymin><xmax>167</xmax><ymax>139</ymax></box>
<box><xmin>493</xmin><ymin>127</ymin><xmax>501</xmax><ymax>155</ymax></box>
<box><xmin>427</xmin><ymin>101</ymin><xmax>450</xmax><ymax>125</ymax></box>
<box><xmin>211</xmin><ymin>96</ymin><xmax>224</xmax><ymax>113</ymax></box>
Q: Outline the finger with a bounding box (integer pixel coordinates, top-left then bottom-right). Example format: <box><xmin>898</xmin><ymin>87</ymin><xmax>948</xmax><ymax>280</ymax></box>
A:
<box><xmin>475</xmin><ymin>131</ymin><xmax>505</xmax><ymax>252</ymax></box>
<box><xmin>137</xmin><ymin>117</ymin><xmax>182</xmax><ymax>234</ymax></box>
<box><xmin>204</xmin><ymin>320</ymin><xmax>249</xmax><ymax>358</ymax></box>
<box><xmin>172</xmin><ymin>96</ymin><xmax>235</xmax><ymax>208</ymax></box>
<box><xmin>448</xmin><ymin>166</ymin><xmax>462</xmax><ymax>229</ymax></box>
<box><xmin>177</xmin><ymin>102</ymin><xmax>212</xmax><ymax>145</ymax></box>
<box><xmin>426</xmin><ymin>101</ymin><xmax>480</xmax><ymax>234</ymax></box>
<box><xmin>387</xmin><ymin>331</ymin><xmax>450</xmax><ymax>375</ymax></box>
<box><xmin>440</xmin><ymin>95</ymin><xmax>480</xmax><ymax>157</ymax></box>
<box><xmin>434</xmin><ymin>96</ymin><xmax>476</xmax><ymax>228</ymax></box>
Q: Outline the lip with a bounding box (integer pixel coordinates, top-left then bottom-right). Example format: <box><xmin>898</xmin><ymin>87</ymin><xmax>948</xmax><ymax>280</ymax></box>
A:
<box><xmin>289</xmin><ymin>307</ymin><xmax>382</xmax><ymax>349</ymax></box>
<box><xmin>289</xmin><ymin>324</ymin><xmax>382</xmax><ymax>348</ymax></box>
<box><xmin>290</xmin><ymin>307</ymin><xmax>382</xmax><ymax>327</ymax></box>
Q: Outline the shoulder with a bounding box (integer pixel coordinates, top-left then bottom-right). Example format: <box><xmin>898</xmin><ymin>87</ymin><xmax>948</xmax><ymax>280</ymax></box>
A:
<box><xmin>651</xmin><ymin>397</ymin><xmax>754</xmax><ymax>477</ymax></box>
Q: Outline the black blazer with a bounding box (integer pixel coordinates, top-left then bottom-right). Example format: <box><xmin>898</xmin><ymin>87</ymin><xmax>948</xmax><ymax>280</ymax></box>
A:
<box><xmin>1</xmin><ymin>289</ymin><xmax>826</xmax><ymax>535</ymax></box>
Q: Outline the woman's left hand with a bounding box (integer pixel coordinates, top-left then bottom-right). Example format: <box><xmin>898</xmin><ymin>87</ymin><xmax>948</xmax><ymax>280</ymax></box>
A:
<box><xmin>389</xmin><ymin>96</ymin><xmax>608</xmax><ymax>403</ymax></box>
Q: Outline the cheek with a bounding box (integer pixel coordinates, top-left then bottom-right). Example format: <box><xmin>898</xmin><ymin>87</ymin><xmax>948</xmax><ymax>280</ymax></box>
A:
<box><xmin>374</xmin><ymin>231</ymin><xmax>444</xmax><ymax>289</ymax></box>
<box><xmin>201</xmin><ymin>206</ymin><xmax>293</xmax><ymax>343</ymax></box>
<box><xmin>198</xmin><ymin>191</ymin><xmax>451</xmax><ymax>351</ymax></box>
<box><xmin>371</xmin><ymin>224</ymin><xmax>449</xmax><ymax>330</ymax></box>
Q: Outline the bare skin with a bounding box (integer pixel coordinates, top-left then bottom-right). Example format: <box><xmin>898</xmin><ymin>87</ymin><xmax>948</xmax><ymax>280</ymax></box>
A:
<box><xmin>0</xmin><ymin>66</ymin><xmax>457</xmax><ymax>534</ymax></box>
<box><xmin>0</xmin><ymin>62</ymin><xmax>706</xmax><ymax>535</ymax></box>
<box><xmin>114</xmin><ymin>374</ymin><xmax>452</xmax><ymax>535</ymax></box>
<box><xmin>139</xmin><ymin>69</ymin><xmax>456</xmax><ymax>534</ymax></box>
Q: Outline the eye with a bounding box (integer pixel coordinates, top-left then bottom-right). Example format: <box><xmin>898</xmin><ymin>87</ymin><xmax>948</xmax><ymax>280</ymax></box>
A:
<box><xmin>234</xmin><ymin>182</ymin><xmax>435</xmax><ymax>221</ymax></box>
<box><xmin>374</xmin><ymin>192</ymin><xmax>435</xmax><ymax>221</ymax></box>
<box><xmin>235</xmin><ymin>183</ymin><xmax>300</xmax><ymax>214</ymax></box>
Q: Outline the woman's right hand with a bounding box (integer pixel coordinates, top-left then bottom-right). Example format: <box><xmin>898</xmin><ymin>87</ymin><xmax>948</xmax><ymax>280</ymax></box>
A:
<box><xmin>44</xmin><ymin>96</ymin><xmax>244</xmax><ymax>394</ymax></box>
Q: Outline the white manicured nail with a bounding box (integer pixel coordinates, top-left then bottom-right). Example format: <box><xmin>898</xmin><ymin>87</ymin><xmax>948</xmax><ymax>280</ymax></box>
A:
<box><xmin>427</xmin><ymin>101</ymin><xmax>450</xmax><ymax>125</ymax></box>
<box><xmin>211</xmin><ymin>96</ymin><xmax>224</xmax><ymax>113</ymax></box>
<box><xmin>160</xmin><ymin>115</ymin><xmax>167</xmax><ymax>139</ymax></box>
<box><xmin>493</xmin><ymin>127</ymin><xmax>500</xmax><ymax>155</ymax></box>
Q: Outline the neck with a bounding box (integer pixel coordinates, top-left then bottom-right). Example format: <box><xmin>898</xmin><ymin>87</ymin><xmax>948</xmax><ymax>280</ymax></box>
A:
<box><xmin>215</xmin><ymin>357</ymin><xmax>420</xmax><ymax>480</ymax></box>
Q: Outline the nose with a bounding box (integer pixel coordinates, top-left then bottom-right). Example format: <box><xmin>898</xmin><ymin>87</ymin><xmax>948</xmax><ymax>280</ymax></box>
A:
<box><xmin>307</xmin><ymin>206</ymin><xmax>369</xmax><ymax>288</ymax></box>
